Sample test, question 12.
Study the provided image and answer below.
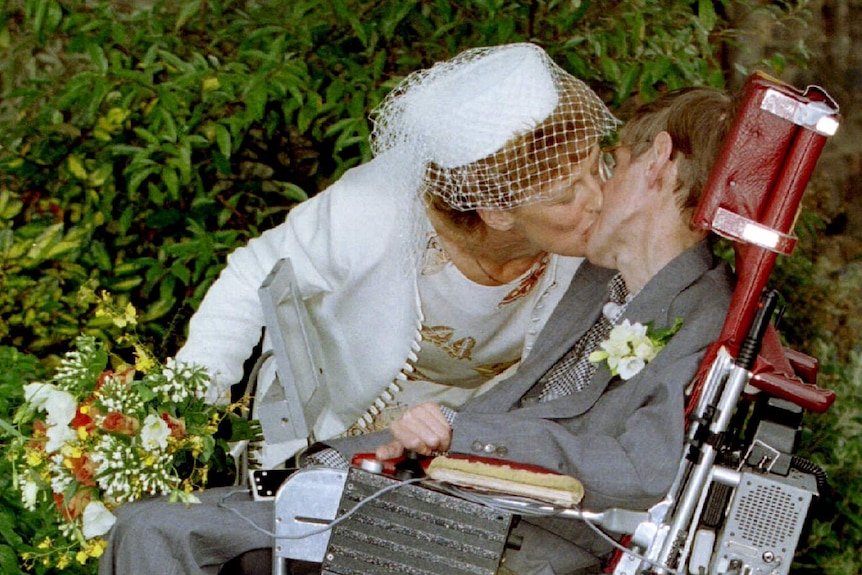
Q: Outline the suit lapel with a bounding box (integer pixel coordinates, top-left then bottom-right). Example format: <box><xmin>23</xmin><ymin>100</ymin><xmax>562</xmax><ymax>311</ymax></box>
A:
<box><xmin>464</xmin><ymin>262</ymin><xmax>615</xmax><ymax>413</ymax></box>
<box><xmin>513</xmin><ymin>241</ymin><xmax>715</xmax><ymax>419</ymax></box>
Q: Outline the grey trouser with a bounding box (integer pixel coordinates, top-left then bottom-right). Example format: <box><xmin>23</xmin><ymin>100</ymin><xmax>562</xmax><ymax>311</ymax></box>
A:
<box><xmin>98</xmin><ymin>487</ymin><xmax>270</xmax><ymax>575</ymax></box>
<box><xmin>97</xmin><ymin>485</ymin><xmax>604</xmax><ymax>575</ymax></box>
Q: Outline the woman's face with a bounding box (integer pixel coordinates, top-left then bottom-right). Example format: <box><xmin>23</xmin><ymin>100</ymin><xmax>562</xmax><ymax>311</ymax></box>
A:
<box><xmin>509</xmin><ymin>146</ymin><xmax>604</xmax><ymax>257</ymax></box>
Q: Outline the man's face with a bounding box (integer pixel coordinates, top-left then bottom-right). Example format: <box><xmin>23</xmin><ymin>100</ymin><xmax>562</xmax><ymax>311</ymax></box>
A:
<box><xmin>509</xmin><ymin>147</ymin><xmax>604</xmax><ymax>257</ymax></box>
<box><xmin>585</xmin><ymin>144</ymin><xmax>649</xmax><ymax>267</ymax></box>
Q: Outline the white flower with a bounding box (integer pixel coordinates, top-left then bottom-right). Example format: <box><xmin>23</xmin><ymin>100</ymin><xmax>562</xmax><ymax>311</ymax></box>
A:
<box><xmin>140</xmin><ymin>414</ymin><xmax>170</xmax><ymax>451</ymax></box>
<box><xmin>173</xmin><ymin>490</ymin><xmax>202</xmax><ymax>504</ymax></box>
<box><xmin>616</xmin><ymin>319</ymin><xmax>648</xmax><ymax>339</ymax></box>
<box><xmin>10</xmin><ymin>311</ymin><xmax>256</xmax><ymax>568</ymax></box>
<box><xmin>633</xmin><ymin>339</ymin><xmax>659</xmax><ymax>361</ymax></box>
<box><xmin>589</xmin><ymin>319</ymin><xmax>682</xmax><ymax>380</ymax></box>
<box><xmin>600</xmin><ymin>331</ymin><xmax>632</xmax><ymax>357</ymax></box>
<box><xmin>45</xmin><ymin>424</ymin><xmax>78</xmax><ymax>453</ymax></box>
<box><xmin>22</xmin><ymin>479</ymin><xmax>40</xmax><ymax>509</ymax></box>
<box><xmin>81</xmin><ymin>500</ymin><xmax>117</xmax><ymax>538</ymax></box>
<box><xmin>23</xmin><ymin>382</ymin><xmax>54</xmax><ymax>409</ymax></box>
<box><xmin>616</xmin><ymin>356</ymin><xmax>647</xmax><ymax>380</ymax></box>
<box><xmin>44</xmin><ymin>388</ymin><xmax>78</xmax><ymax>427</ymax></box>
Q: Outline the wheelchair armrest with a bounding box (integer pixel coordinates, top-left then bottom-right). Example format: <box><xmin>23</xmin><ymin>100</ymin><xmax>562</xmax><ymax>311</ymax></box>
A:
<box><xmin>750</xmin><ymin>370</ymin><xmax>835</xmax><ymax>413</ymax></box>
<box><xmin>784</xmin><ymin>347</ymin><xmax>818</xmax><ymax>384</ymax></box>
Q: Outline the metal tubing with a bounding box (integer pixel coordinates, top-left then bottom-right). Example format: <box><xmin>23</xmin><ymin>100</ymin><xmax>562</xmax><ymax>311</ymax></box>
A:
<box><xmin>656</xmin><ymin>364</ymin><xmax>752</xmax><ymax>570</ymax></box>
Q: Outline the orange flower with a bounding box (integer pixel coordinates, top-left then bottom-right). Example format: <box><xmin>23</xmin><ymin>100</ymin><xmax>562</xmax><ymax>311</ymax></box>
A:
<box><xmin>69</xmin><ymin>454</ymin><xmax>97</xmax><ymax>487</ymax></box>
<box><xmin>29</xmin><ymin>420</ymin><xmax>48</xmax><ymax>451</ymax></box>
<box><xmin>71</xmin><ymin>407</ymin><xmax>97</xmax><ymax>435</ymax></box>
<box><xmin>161</xmin><ymin>413</ymin><xmax>187</xmax><ymax>440</ymax></box>
<box><xmin>54</xmin><ymin>488</ymin><xmax>93</xmax><ymax>522</ymax></box>
<box><xmin>101</xmin><ymin>412</ymin><xmax>139</xmax><ymax>436</ymax></box>
<box><xmin>95</xmin><ymin>367</ymin><xmax>136</xmax><ymax>390</ymax></box>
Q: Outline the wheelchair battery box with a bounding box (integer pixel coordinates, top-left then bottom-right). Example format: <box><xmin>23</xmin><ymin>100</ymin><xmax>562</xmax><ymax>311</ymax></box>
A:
<box><xmin>321</xmin><ymin>467</ymin><xmax>514</xmax><ymax>575</ymax></box>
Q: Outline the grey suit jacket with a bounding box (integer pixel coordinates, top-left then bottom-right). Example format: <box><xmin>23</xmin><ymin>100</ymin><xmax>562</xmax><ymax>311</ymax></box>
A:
<box><xmin>328</xmin><ymin>241</ymin><xmax>733</xmax><ymax>572</ymax></box>
<box><xmin>454</xmin><ymin>241</ymin><xmax>733</xmax><ymax>505</ymax></box>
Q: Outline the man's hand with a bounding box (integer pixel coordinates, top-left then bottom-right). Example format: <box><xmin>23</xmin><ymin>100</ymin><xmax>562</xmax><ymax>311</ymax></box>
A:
<box><xmin>375</xmin><ymin>402</ymin><xmax>452</xmax><ymax>460</ymax></box>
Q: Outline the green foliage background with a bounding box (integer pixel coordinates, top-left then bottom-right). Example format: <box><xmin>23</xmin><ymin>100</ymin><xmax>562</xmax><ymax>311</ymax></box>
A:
<box><xmin>0</xmin><ymin>1</ymin><xmax>857</xmax><ymax>574</ymax></box>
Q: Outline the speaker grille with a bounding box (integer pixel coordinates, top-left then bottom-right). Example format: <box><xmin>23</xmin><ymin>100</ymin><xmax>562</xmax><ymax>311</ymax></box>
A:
<box><xmin>732</xmin><ymin>481</ymin><xmax>800</xmax><ymax>548</ymax></box>
<box><xmin>321</xmin><ymin>468</ymin><xmax>513</xmax><ymax>575</ymax></box>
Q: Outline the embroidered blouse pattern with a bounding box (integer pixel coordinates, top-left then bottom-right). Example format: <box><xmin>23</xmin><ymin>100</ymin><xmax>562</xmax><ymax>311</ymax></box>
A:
<box><xmin>344</xmin><ymin>232</ymin><xmax>548</xmax><ymax>435</ymax></box>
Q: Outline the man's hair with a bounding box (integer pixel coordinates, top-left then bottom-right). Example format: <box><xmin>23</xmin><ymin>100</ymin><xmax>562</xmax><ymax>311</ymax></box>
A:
<box><xmin>620</xmin><ymin>87</ymin><xmax>737</xmax><ymax>212</ymax></box>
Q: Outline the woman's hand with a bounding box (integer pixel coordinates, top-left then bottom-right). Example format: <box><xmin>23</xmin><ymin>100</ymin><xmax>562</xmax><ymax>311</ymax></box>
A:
<box><xmin>375</xmin><ymin>402</ymin><xmax>452</xmax><ymax>460</ymax></box>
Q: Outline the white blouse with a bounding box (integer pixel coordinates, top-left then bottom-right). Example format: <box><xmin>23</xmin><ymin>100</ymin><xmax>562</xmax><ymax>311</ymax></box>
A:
<box><xmin>347</xmin><ymin>233</ymin><xmax>558</xmax><ymax>434</ymax></box>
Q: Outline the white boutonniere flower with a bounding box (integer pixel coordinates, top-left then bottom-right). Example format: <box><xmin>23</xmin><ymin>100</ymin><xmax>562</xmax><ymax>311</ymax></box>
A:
<box><xmin>589</xmin><ymin>318</ymin><xmax>683</xmax><ymax>380</ymax></box>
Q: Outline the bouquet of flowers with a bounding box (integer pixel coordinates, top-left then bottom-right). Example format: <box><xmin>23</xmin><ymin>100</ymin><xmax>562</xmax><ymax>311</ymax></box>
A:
<box><xmin>5</xmin><ymin>292</ymin><xmax>258</xmax><ymax>572</ymax></box>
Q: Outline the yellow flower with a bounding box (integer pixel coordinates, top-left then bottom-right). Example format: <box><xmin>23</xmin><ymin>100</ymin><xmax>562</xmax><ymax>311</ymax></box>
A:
<box><xmin>89</xmin><ymin>539</ymin><xmax>108</xmax><ymax>558</ymax></box>
<box><xmin>25</xmin><ymin>448</ymin><xmax>44</xmax><ymax>467</ymax></box>
<box><xmin>58</xmin><ymin>555</ymin><xmax>71</xmax><ymax>568</ymax></box>
<box><xmin>97</xmin><ymin>289</ymin><xmax>113</xmax><ymax>305</ymax></box>
<box><xmin>229</xmin><ymin>397</ymin><xmax>251</xmax><ymax>416</ymax></box>
<box><xmin>134</xmin><ymin>343</ymin><xmax>156</xmax><ymax>373</ymax></box>
<box><xmin>61</xmin><ymin>444</ymin><xmax>82</xmax><ymax>459</ymax></box>
<box><xmin>13</xmin><ymin>307</ymin><xmax>259</xmax><ymax>568</ymax></box>
<box><xmin>189</xmin><ymin>435</ymin><xmax>204</xmax><ymax>458</ymax></box>
<box><xmin>112</xmin><ymin>302</ymin><xmax>138</xmax><ymax>328</ymax></box>
<box><xmin>122</xmin><ymin>302</ymin><xmax>138</xmax><ymax>326</ymax></box>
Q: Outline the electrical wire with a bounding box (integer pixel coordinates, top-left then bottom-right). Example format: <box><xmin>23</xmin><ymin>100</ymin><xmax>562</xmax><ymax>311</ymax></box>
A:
<box><xmin>219</xmin><ymin>475</ymin><xmax>684</xmax><ymax>574</ymax></box>
<box><xmin>433</xmin><ymin>483</ymin><xmax>684</xmax><ymax>575</ymax></box>
<box><xmin>216</xmin><ymin>477</ymin><xmax>427</xmax><ymax>540</ymax></box>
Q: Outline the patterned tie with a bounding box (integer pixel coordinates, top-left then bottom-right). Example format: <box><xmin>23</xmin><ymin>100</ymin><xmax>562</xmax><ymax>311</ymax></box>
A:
<box><xmin>536</xmin><ymin>273</ymin><xmax>629</xmax><ymax>402</ymax></box>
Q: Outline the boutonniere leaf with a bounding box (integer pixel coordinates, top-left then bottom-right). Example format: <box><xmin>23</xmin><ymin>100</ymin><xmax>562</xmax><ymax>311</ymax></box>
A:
<box><xmin>589</xmin><ymin>317</ymin><xmax>683</xmax><ymax>380</ymax></box>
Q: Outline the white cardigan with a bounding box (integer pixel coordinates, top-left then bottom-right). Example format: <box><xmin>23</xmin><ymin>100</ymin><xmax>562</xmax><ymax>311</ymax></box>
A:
<box><xmin>176</xmin><ymin>151</ymin><xmax>583</xmax><ymax>460</ymax></box>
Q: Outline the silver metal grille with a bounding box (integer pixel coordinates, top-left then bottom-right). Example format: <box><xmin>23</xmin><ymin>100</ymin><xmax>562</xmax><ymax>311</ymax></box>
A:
<box><xmin>322</xmin><ymin>468</ymin><xmax>513</xmax><ymax>575</ymax></box>
<box><xmin>712</xmin><ymin>470</ymin><xmax>817</xmax><ymax>575</ymax></box>
<box><xmin>733</xmin><ymin>481</ymin><xmax>801</xmax><ymax>548</ymax></box>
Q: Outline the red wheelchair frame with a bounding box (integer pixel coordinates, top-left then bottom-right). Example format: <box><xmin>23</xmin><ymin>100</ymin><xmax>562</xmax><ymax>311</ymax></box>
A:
<box><xmin>607</xmin><ymin>72</ymin><xmax>839</xmax><ymax>575</ymax></box>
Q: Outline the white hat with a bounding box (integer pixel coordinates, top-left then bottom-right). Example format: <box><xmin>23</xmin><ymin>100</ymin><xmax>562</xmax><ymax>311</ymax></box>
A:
<box><xmin>371</xmin><ymin>43</ymin><xmax>618</xmax><ymax>210</ymax></box>
<box><xmin>396</xmin><ymin>44</ymin><xmax>559</xmax><ymax>168</ymax></box>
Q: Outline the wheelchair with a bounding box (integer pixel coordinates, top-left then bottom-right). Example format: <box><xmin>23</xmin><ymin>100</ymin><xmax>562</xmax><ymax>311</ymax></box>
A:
<box><xmin>228</xmin><ymin>72</ymin><xmax>840</xmax><ymax>575</ymax></box>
